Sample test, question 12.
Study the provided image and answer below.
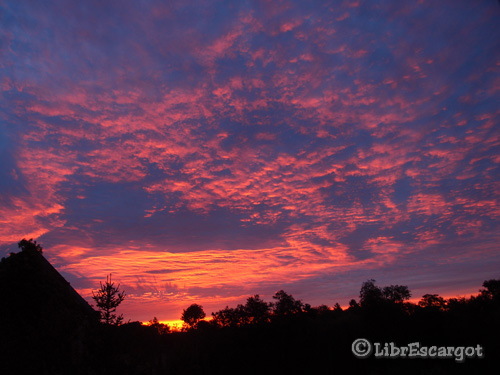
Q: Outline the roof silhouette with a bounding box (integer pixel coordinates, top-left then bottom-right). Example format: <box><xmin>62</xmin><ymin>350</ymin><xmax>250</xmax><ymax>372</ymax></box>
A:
<box><xmin>0</xmin><ymin>246</ymin><xmax>99</xmax><ymax>372</ymax></box>
<box><xmin>0</xmin><ymin>246</ymin><xmax>97</xmax><ymax>320</ymax></box>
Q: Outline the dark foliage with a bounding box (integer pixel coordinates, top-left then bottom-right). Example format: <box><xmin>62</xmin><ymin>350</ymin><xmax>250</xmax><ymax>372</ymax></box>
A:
<box><xmin>148</xmin><ymin>317</ymin><xmax>170</xmax><ymax>335</ymax></box>
<box><xmin>181</xmin><ymin>303</ymin><xmax>206</xmax><ymax>329</ymax></box>
<box><xmin>272</xmin><ymin>289</ymin><xmax>304</xmax><ymax>317</ymax></box>
<box><xmin>18</xmin><ymin>238</ymin><xmax>43</xmax><ymax>253</ymax></box>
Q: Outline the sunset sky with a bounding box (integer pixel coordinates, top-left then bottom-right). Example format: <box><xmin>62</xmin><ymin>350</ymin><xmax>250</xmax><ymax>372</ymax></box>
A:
<box><xmin>1</xmin><ymin>0</ymin><xmax>499</xmax><ymax>323</ymax></box>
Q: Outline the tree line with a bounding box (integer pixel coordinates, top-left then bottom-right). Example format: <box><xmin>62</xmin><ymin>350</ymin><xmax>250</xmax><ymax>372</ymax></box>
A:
<box><xmin>91</xmin><ymin>272</ymin><xmax>498</xmax><ymax>374</ymax></box>
<box><xmin>92</xmin><ymin>256</ymin><xmax>499</xmax><ymax>334</ymax></box>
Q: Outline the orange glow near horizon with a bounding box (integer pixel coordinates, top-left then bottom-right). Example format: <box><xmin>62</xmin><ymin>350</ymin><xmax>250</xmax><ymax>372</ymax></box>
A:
<box><xmin>45</xmin><ymin>242</ymin><xmax>493</xmax><ymax>322</ymax></box>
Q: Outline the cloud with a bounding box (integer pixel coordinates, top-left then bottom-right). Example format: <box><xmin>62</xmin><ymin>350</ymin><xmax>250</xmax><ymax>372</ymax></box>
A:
<box><xmin>0</xmin><ymin>0</ymin><xmax>498</xmax><ymax>321</ymax></box>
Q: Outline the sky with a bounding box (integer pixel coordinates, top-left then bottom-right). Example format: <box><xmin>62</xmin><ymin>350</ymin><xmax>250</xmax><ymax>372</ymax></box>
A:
<box><xmin>1</xmin><ymin>0</ymin><xmax>499</xmax><ymax>323</ymax></box>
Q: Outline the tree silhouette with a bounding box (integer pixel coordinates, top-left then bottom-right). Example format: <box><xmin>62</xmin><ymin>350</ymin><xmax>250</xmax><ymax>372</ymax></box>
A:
<box><xmin>148</xmin><ymin>317</ymin><xmax>170</xmax><ymax>335</ymax></box>
<box><xmin>211</xmin><ymin>295</ymin><xmax>272</xmax><ymax>327</ymax></box>
<box><xmin>418</xmin><ymin>294</ymin><xmax>446</xmax><ymax>310</ymax></box>
<box><xmin>315</xmin><ymin>304</ymin><xmax>329</xmax><ymax>313</ymax></box>
<box><xmin>92</xmin><ymin>274</ymin><xmax>126</xmax><ymax>325</ymax></box>
<box><xmin>18</xmin><ymin>238</ymin><xmax>43</xmax><ymax>253</ymax></box>
<box><xmin>348</xmin><ymin>298</ymin><xmax>360</xmax><ymax>310</ymax></box>
<box><xmin>359</xmin><ymin>279</ymin><xmax>384</xmax><ymax>307</ymax></box>
<box><xmin>272</xmin><ymin>290</ymin><xmax>303</xmax><ymax>316</ymax></box>
<box><xmin>211</xmin><ymin>305</ymin><xmax>246</xmax><ymax>327</ymax></box>
<box><xmin>480</xmin><ymin>279</ymin><xmax>500</xmax><ymax>300</ymax></box>
<box><xmin>243</xmin><ymin>294</ymin><xmax>271</xmax><ymax>324</ymax></box>
<box><xmin>181</xmin><ymin>303</ymin><xmax>206</xmax><ymax>329</ymax></box>
<box><xmin>359</xmin><ymin>280</ymin><xmax>411</xmax><ymax>307</ymax></box>
<box><xmin>382</xmin><ymin>285</ymin><xmax>411</xmax><ymax>303</ymax></box>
